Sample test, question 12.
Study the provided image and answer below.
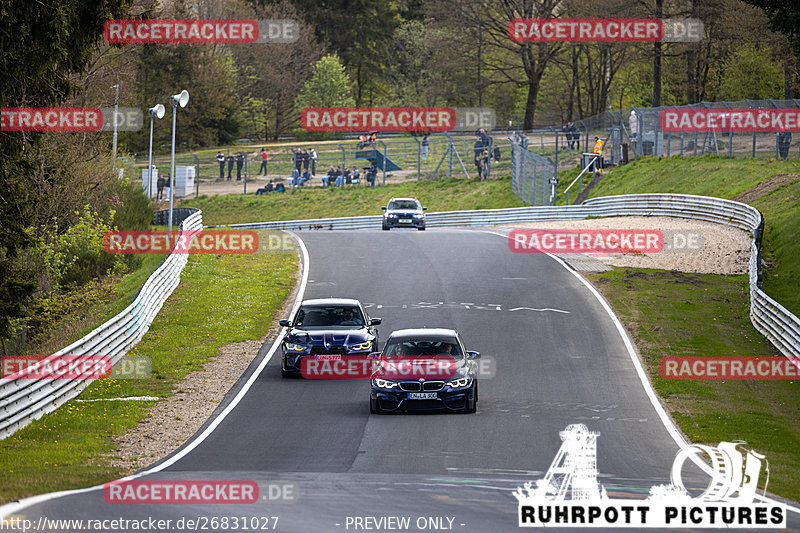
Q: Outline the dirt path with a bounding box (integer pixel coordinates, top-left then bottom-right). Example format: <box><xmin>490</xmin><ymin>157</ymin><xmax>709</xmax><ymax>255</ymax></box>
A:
<box><xmin>733</xmin><ymin>173</ymin><xmax>800</xmax><ymax>204</ymax></box>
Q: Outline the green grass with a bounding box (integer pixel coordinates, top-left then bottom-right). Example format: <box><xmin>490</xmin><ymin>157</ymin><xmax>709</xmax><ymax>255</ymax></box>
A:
<box><xmin>587</xmin><ymin>155</ymin><xmax>800</xmax><ymax>318</ymax></box>
<box><xmin>183</xmin><ymin>176</ymin><xmax>526</xmax><ymax>226</ymax></box>
<box><xmin>0</xmin><ymin>238</ymin><xmax>298</xmax><ymax>503</ymax></box>
<box><xmin>588</xmin><ymin>269</ymin><xmax>800</xmax><ymax>502</ymax></box>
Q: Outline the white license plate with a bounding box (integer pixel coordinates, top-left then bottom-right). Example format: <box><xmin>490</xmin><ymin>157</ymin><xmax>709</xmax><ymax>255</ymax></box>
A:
<box><xmin>399</xmin><ymin>219</ymin><xmax>412</xmax><ymax>223</ymax></box>
<box><xmin>316</xmin><ymin>354</ymin><xmax>341</xmax><ymax>361</ymax></box>
<box><xmin>408</xmin><ymin>392</ymin><xmax>437</xmax><ymax>400</ymax></box>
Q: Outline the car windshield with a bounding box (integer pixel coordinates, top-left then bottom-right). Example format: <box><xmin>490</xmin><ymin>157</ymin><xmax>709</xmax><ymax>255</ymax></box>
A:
<box><xmin>294</xmin><ymin>305</ymin><xmax>364</xmax><ymax>327</ymax></box>
<box><xmin>387</xmin><ymin>200</ymin><xmax>420</xmax><ymax>210</ymax></box>
<box><xmin>383</xmin><ymin>338</ymin><xmax>463</xmax><ymax>358</ymax></box>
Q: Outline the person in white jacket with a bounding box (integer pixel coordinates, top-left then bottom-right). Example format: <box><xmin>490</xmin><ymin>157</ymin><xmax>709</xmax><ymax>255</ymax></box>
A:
<box><xmin>629</xmin><ymin>110</ymin><xmax>639</xmax><ymax>147</ymax></box>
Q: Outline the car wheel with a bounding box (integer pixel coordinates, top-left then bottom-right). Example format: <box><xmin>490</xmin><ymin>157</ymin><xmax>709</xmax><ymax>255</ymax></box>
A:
<box><xmin>465</xmin><ymin>383</ymin><xmax>477</xmax><ymax>413</ymax></box>
<box><xmin>382</xmin><ymin>223</ymin><xmax>389</xmax><ymax>231</ymax></box>
<box><xmin>418</xmin><ymin>225</ymin><xmax>426</xmax><ymax>231</ymax></box>
<box><xmin>370</xmin><ymin>398</ymin><xmax>380</xmax><ymax>414</ymax></box>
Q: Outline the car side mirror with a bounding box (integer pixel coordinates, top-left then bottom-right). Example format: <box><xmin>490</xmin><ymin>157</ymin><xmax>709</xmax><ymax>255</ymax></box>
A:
<box><xmin>279</xmin><ymin>319</ymin><xmax>290</xmax><ymax>327</ymax></box>
<box><xmin>422</xmin><ymin>207</ymin><xmax>427</xmax><ymax>211</ymax></box>
<box><xmin>369</xmin><ymin>317</ymin><xmax>382</xmax><ymax>326</ymax></box>
<box><xmin>381</xmin><ymin>206</ymin><xmax>387</xmax><ymax>210</ymax></box>
<box><xmin>467</xmin><ymin>351</ymin><xmax>481</xmax><ymax>359</ymax></box>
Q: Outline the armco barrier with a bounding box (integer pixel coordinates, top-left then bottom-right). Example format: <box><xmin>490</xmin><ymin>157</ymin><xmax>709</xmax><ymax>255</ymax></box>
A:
<box><xmin>221</xmin><ymin>193</ymin><xmax>798</xmax><ymax>362</ymax></box>
<box><xmin>0</xmin><ymin>209</ymin><xmax>203</xmax><ymax>439</ymax></box>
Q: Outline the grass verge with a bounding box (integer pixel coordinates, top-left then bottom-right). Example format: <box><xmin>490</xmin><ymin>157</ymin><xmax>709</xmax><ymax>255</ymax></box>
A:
<box><xmin>0</xmin><ymin>237</ymin><xmax>298</xmax><ymax>503</ymax></box>
<box><xmin>182</xmin><ymin>176</ymin><xmax>525</xmax><ymax>226</ymax></box>
<box><xmin>587</xmin><ymin>268</ymin><xmax>800</xmax><ymax>502</ymax></box>
<box><xmin>587</xmin><ymin>155</ymin><xmax>800</xmax><ymax>318</ymax></box>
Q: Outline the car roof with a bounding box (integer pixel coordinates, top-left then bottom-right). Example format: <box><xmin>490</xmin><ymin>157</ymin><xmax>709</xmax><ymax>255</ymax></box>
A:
<box><xmin>386</xmin><ymin>328</ymin><xmax>459</xmax><ymax>340</ymax></box>
<box><xmin>300</xmin><ymin>298</ymin><xmax>362</xmax><ymax>307</ymax></box>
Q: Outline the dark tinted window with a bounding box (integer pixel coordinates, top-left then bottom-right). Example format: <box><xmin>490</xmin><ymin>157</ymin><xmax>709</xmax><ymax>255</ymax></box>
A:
<box><xmin>387</xmin><ymin>200</ymin><xmax>421</xmax><ymax>210</ymax></box>
<box><xmin>294</xmin><ymin>306</ymin><xmax>364</xmax><ymax>327</ymax></box>
<box><xmin>383</xmin><ymin>338</ymin><xmax>463</xmax><ymax>358</ymax></box>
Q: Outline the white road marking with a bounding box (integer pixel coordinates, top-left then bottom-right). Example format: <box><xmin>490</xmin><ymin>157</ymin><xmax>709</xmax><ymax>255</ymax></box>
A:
<box><xmin>508</xmin><ymin>307</ymin><xmax>570</xmax><ymax>314</ymax></box>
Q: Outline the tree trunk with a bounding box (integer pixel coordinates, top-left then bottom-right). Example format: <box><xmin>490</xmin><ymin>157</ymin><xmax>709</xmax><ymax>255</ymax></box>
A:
<box><xmin>653</xmin><ymin>0</ymin><xmax>663</xmax><ymax>107</ymax></box>
<box><xmin>786</xmin><ymin>56</ymin><xmax>794</xmax><ymax>100</ymax></box>
<box><xmin>523</xmin><ymin>78</ymin><xmax>540</xmax><ymax>130</ymax></box>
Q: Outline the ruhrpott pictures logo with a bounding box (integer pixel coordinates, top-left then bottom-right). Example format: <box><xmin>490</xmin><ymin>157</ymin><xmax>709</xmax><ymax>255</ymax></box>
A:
<box><xmin>514</xmin><ymin>424</ymin><xmax>785</xmax><ymax>528</ymax></box>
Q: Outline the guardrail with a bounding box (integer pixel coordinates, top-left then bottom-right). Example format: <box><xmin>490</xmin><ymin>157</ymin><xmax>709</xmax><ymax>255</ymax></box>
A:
<box><xmin>220</xmin><ymin>193</ymin><xmax>798</xmax><ymax>361</ymax></box>
<box><xmin>0</xmin><ymin>209</ymin><xmax>203</xmax><ymax>439</ymax></box>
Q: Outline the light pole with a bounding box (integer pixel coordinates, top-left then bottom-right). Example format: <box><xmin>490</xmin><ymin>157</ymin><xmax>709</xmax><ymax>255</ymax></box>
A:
<box><xmin>168</xmin><ymin>90</ymin><xmax>189</xmax><ymax>235</ymax></box>
<box><xmin>111</xmin><ymin>84</ymin><xmax>119</xmax><ymax>166</ymax></box>
<box><xmin>146</xmin><ymin>104</ymin><xmax>165</xmax><ymax>200</ymax></box>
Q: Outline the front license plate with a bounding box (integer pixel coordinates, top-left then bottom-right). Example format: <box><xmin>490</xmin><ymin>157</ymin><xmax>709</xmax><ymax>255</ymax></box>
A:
<box><xmin>316</xmin><ymin>354</ymin><xmax>342</xmax><ymax>361</ymax></box>
<box><xmin>399</xmin><ymin>219</ymin><xmax>412</xmax><ymax>223</ymax></box>
<box><xmin>408</xmin><ymin>392</ymin><xmax>437</xmax><ymax>400</ymax></box>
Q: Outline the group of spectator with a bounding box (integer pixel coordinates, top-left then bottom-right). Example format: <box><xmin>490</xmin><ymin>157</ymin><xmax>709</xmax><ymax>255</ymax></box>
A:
<box><xmin>473</xmin><ymin>128</ymin><xmax>499</xmax><ymax>180</ymax></box>
<box><xmin>216</xmin><ymin>151</ymin><xmax>247</xmax><ymax>181</ymax></box>
<box><xmin>321</xmin><ymin>164</ymin><xmax>375</xmax><ymax>187</ymax></box>
<box><xmin>561</xmin><ymin>122</ymin><xmax>580</xmax><ymax>150</ymax></box>
<box><xmin>291</xmin><ymin>148</ymin><xmax>317</xmax><ymax>176</ymax></box>
<box><xmin>255</xmin><ymin>180</ymin><xmax>285</xmax><ymax>195</ymax></box>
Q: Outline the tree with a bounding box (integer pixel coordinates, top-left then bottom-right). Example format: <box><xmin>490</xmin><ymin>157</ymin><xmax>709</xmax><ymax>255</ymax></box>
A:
<box><xmin>0</xmin><ymin>0</ymin><xmax>131</xmax><ymax>339</ymax></box>
<box><xmin>743</xmin><ymin>0</ymin><xmax>800</xmax><ymax>56</ymax></box>
<box><xmin>295</xmin><ymin>55</ymin><xmax>356</xmax><ymax>109</ymax></box>
<box><xmin>713</xmin><ymin>45</ymin><xmax>784</xmax><ymax>100</ymax></box>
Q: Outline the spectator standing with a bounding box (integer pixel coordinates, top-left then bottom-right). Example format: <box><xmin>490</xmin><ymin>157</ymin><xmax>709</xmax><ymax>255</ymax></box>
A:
<box><xmin>777</xmin><ymin>132</ymin><xmax>791</xmax><ymax>160</ymax></box>
<box><xmin>520</xmin><ymin>132</ymin><xmax>529</xmax><ymax>150</ymax></box>
<box><xmin>258</xmin><ymin>148</ymin><xmax>268</xmax><ymax>176</ymax></box>
<box><xmin>236</xmin><ymin>151</ymin><xmax>244</xmax><ymax>181</ymax></box>
<box><xmin>367</xmin><ymin>162</ymin><xmax>377</xmax><ymax>187</ymax></box>
<box><xmin>293</xmin><ymin>148</ymin><xmax>302</xmax><ymax>173</ymax></box>
<box><xmin>474</xmin><ymin>132</ymin><xmax>486</xmax><ymax>177</ymax></box>
<box><xmin>302</xmin><ymin>149</ymin><xmax>310</xmax><ymax>173</ymax></box>
<box><xmin>226</xmin><ymin>152</ymin><xmax>234</xmax><ymax>180</ymax></box>
<box><xmin>629</xmin><ymin>110</ymin><xmax>638</xmax><ymax>148</ymax></box>
<box><xmin>309</xmin><ymin>148</ymin><xmax>317</xmax><ymax>175</ymax></box>
<box><xmin>156</xmin><ymin>175</ymin><xmax>166</xmax><ymax>200</ymax></box>
<box><xmin>421</xmin><ymin>134</ymin><xmax>429</xmax><ymax>160</ymax></box>
<box><xmin>568</xmin><ymin>122</ymin><xmax>579</xmax><ymax>150</ymax></box>
<box><xmin>216</xmin><ymin>151</ymin><xmax>225</xmax><ymax>180</ymax></box>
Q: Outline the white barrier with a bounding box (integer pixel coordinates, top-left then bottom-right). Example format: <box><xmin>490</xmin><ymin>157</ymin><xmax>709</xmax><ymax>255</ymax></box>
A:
<box><xmin>0</xmin><ymin>210</ymin><xmax>203</xmax><ymax>439</ymax></box>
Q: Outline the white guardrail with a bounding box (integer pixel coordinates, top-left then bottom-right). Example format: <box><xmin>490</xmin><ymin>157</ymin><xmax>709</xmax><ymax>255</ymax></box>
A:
<box><xmin>0</xmin><ymin>210</ymin><xmax>203</xmax><ymax>439</ymax></box>
<box><xmin>3</xmin><ymin>194</ymin><xmax>798</xmax><ymax>439</ymax></box>
<box><xmin>220</xmin><ymin>193</ymin><xmax>799</xmax><ymax>362</ymax></box>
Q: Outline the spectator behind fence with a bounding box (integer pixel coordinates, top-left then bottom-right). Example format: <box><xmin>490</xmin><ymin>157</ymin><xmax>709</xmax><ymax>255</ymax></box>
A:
<box><xmin>216</xmin><ymin>151</ymin><xmax>225</xmax><ymax>180</ymax></box>
<box><xmin>255</xmin><ymin>179</ymin><xmax>274</xmax><ymax>195</ymax></box>
<box><xmin>309</xmin><ymin>148</ymin><xmax>317</xmax><ymax>175</ymax></box>
<box><xmin>226</xmin><ymin>152</ymin><xmax>235</xmax><ymax>180</ymax></box>
<box><xmin>156</xmin><ymin>175</ymin><xmax>166</xmax><ymax>200</ymax></box>
<box><xmin>275</xmin><ymin>181</ymin><xmax>285</xmax><ymax>192</ymax></box>
<box><xmin>568</xmin><ymin>122</ymin><xmax>579</xmax><ymax>150</ymax></box>
<box><xmin>293</xmin><ymin>148</ymin><xmax>303</xmax><ymax>172</ymax></box>
<box><xmin>301</xmin><ymin>169</ymin><xmax>311</xmax><ymax>185</ymax></box>
<box><xmin>422</xmin><ymin>134</ymin><xmax>429</xmax><ymax>160</ymax></box>
<box><xmin>367</xmin><ymin>162</ymin><xmax>377</xmax><ymax>187</ymax></box>
<box><xmin>323</xmin><ymin>165</ymin><xmax>334</xmax><ymax>187</ymax></box>
<box><xmin>352</xmin><ymin>167</ymin><xmax>360</xmax><ymax>184</ymax></box>
<box><xmin>302</xmin><ymin>149</ymin><xmax>310</xmax><ymax>172</ymax></box>
<box><xmin>258</xmin><ymin>148</ymin><xmax>268</xmax><ymax>176</ymax></box>
<box><xmin>777</xmin><ymin>132</ymin><xmax>791</xmax><ymax>160</ymax></box>
<box><xmin>236</xmin><ymin>152</ymin><xmax>244</xmax><ymax>181</ymax></box>
<box><xmin>520</xmin><ymin>132</ymin><xmax>529</xmax><ymax>150</ymax></box>
<box><xmin>334</xmin><ymin>166</ymin><xmax>343</xmax><ymax>187</ymax></box>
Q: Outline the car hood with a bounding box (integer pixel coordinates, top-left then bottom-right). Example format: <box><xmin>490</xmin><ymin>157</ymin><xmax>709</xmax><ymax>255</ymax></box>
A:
<box><xmin>286</xmin><ymin>328</ymin><xmax>373</xmax><ymax>347</ymax></box>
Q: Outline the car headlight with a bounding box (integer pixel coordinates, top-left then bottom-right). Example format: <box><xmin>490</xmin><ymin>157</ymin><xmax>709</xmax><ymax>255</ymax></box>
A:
<box><xmin>446</xmin><ymin>376</ymin><xmax>472</xmax><ymax>388</ymax></box>
<box><xmin>348</xmin><ymin>342</ymin><xmax>372</xmax><ymax>352</ymax></box>
<box><xmin>373</xmin><ymin>378</ymin><xmax>399</xmax><ymax>389</ymax></box>
<box><xmin>387</xmin><ymin>213</ymin><xmax>397</xmax><ymax>218</ymax></box>
<box><xmin>413</xmin><ymin>213</ymin><xmax>424</xmax><ymax>218</ymax></box>
<box><xmin>285</xmin><ymin>343</ymin><xmax>308</xmax><ymax>352</ymax></box>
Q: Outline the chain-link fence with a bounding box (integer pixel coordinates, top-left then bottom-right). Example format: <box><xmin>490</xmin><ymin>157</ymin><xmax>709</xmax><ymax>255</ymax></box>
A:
<box><xmin>509</xmin><ymin>137</ymin><xmax>557</xmax><ymax>206</ymax></box>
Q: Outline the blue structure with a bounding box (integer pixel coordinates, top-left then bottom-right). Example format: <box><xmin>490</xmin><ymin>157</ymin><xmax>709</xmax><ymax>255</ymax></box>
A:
<box><xmin>355</xmin><ymin>149</ymin><xmax>401</xmax><ymax>172</ymax></box>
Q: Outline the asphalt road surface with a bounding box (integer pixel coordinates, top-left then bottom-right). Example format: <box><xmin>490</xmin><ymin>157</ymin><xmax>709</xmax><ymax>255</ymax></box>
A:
<box><xmin>5</xmin><ymin>229</ymin><xmax>798</xmax><ymax>532</ymax></box>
